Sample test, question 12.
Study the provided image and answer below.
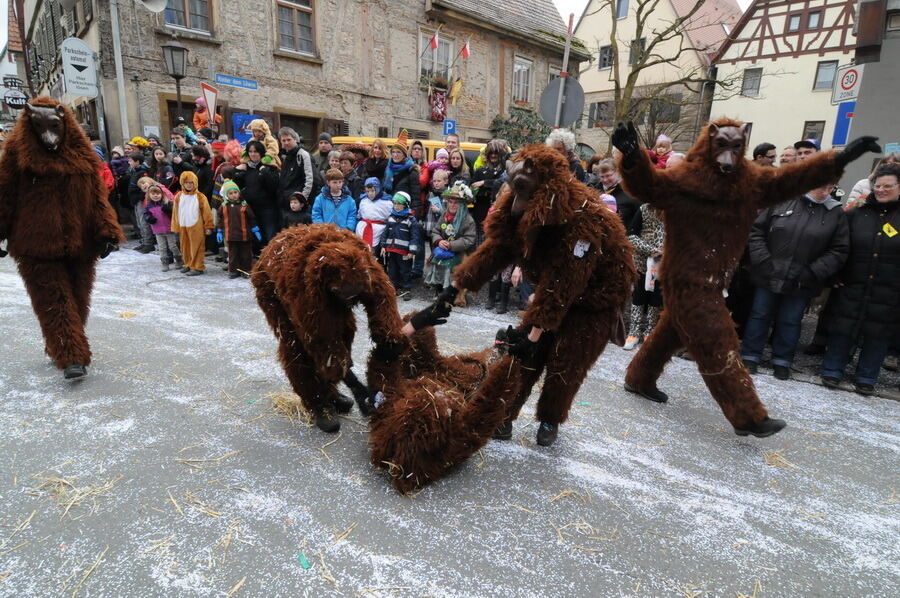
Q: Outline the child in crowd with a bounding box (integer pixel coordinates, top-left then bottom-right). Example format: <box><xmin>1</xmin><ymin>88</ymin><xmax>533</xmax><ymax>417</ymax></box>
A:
<box><xmin>420</xmin><ymin>148</ymin><xmax>452</xmax><ymax>194</ymax></box>
<box><xmin>142</xmin><ymin>182</ymin><xmax>182</xmax><ymax>272</ymax></box>
<box><xmin>647</xmin><ymin>134</ymin><xmax>673</xmax><ymax>169</ymax></box>
<box><xmin>624</xmin><ymin>203</ymin><xmax>665</xmax><ymax>350</ymax></box>
<box><xmin>216</xmin><ymin>181</ymin><xmax>262</xmax><ymax>279</ymax></box>
<box><xmin>423</xmin><ymin>169</ymin><xmax>449</xmax><ymax>252</ymax></box>
<box><xmin>379</xmin><ymin>191</ymin><xmax>421</xmax><ymax>300</ymax></box>
<box><xmin>355</xmin><ymin>177</ymin><xmax>393</xmax><ymax>250</ymax></box>
<box><xmin>425</xmin><ymin>182</ymin><xmax>476</xmax><ymax>298</ymax></box>
<box><xmin>171</xmin><ymin>171</ymin><xmax>214</xmax><ymax>276</ymax></box>
<box><xmin>242</xmin><ymin>119</ymin><xmax>281</xmax><ymax>168</ymax></box>
<box><xmin>283</xmin><ymin>191</ymin><xmax>312</xmax><ymax>227</ymax></box>
<box><xmin>311</xmin><ymin>169</ymin><xmax>357</xmax><ymax>232</ymax></box>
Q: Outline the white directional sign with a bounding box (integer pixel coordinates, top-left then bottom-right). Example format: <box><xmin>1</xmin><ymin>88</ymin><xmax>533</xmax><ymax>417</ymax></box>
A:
<box><xmin>831</xmin><ymin>64</ymin><xmax>864</xmax><ymax>105</ymax></box>
<box><xmin>61</xmin><ymin>37</ymin><xmax>98</xmax><ymax>99</ymax></box>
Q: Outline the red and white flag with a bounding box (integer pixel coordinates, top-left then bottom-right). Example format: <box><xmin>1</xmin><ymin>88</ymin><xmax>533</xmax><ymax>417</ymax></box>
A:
<box><xmin>461</xmin><ymin>39</ymin><xmax>471</xmax><ymax>59</ymax></box>
<box><xmin>429</xmin><ymin>31</ymin><xmax>439</xmax><ymax>50</ymax></box>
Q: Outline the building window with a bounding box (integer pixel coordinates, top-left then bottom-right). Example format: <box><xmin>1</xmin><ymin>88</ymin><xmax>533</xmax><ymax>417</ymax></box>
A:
<box><xmin>420</xmin><ymin>32</ymin><xmax>452</xmax><ymax>82</ymax></box>
<box><xmin>648</xmin><ymin>94</ymin><xmax>682</xmax><ymax>124</ymax></box>
<box><xmin>598</xmin><ymin>45</ymin><xmax>613</xmax><ymax>70</ymax></box>
<box><xmin>277</xmin><ymin>1</ymin><xmax>315</xmax><ymax>55</ymax></box>
<box><xmin>802</xmin><ymin>121</ymin><xmax>825</xmax><ymax>142</ymax></box>
<box><xmin>888</xmin><ymin>12</ymin><xmax>900</xmax><ymax>32</ymax></box>
<box><xmin>786</xmin><ymin>13</ymin><xmax>801</xmax><ymax>32</ymax></box>
<box><xmin>813</xmin><ymin>60</ymin><xmax>838</xmax><ymax>90</ymax></box>
<box><xmin>588</xmin><ymin>101</ymin><xmax>614</xmax><ymax>128</ymax></box>
<box><xmin>808</xmin><ymin>11</ymin><xmax>821</xmax><ymax>29</ymax></box>
<box><xmin>165</xmin><ymin>0</ymin><xmax>210</xmax><ymax>33</ymax></box>
<box><xmin>628</xmin><ymin>38</ymin><xmax>645</xmax><ymax>65</ymax></box>
<box><xmin>741</xmin><ymin>67</ymin><xmax>762</xmax><ymax>96</ymax></box>
<box><xmin>512</xmin><ymin>56</ymin><xmax>533</xmax><ymax>103</ymax></box>
<box><xmin>548</xmin><ymin>66</ymin><xmax>561</xmax><ymax>83</ymax></box>
<box><xmin>616</xmin><ymin>0</ymin><xmax>629</xmax><ymax>20</ymax></box>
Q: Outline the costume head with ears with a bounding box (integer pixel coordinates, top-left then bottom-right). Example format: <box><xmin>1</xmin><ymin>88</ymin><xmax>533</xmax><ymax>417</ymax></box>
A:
<box><xmin>24</xmin><ymin>102</ymin><xmax>68</xmax><ymax>152</ymax></box>
<box><xmin>684</xmin><ymin>117</ymin><xmax>750</xmax><ymax>175</ymax></box>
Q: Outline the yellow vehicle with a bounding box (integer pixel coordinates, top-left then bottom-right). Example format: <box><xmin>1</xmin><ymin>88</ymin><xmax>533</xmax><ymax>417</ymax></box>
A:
<box><xmin>332</xmin><ymin>136</ymin><xmax>485</xmax><ymax>165</ymax></box>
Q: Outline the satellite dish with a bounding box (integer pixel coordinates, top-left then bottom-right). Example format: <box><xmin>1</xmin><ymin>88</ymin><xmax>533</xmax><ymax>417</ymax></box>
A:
<box><xmin>139</xmin><ymin>0</ymin><xmax>168</xmax><ymax>13</ymax></box>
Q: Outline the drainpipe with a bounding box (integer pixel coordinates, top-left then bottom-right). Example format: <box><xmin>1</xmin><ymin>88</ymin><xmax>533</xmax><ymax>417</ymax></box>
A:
<box><xmin>109</xmin><ymin>0</ymin><xmax>130</xmax><ymax>139</ymax></box>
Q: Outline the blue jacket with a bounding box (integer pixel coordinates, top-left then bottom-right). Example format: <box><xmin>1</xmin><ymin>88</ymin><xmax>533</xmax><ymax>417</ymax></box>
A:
<box><xmin>380</xmin><ymin>211</ymin><xmax>421</xmax><ymax>255</ymax></box>
<box><xmin>311</xmin><ymin>185</ymin><xmax>357</xmax><ymax>231</ymax></box>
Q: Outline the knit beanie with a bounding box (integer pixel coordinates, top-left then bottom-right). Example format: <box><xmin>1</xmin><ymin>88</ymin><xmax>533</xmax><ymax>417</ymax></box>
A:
<box><xmin>436</xmin><ymin>148</ymin><xmax>449</xmax><ymax>160</ymax></box>
<box><xmin>318</xmin><ymin>132</ymin><xmax>333</xmax><ymax>143</ymax></box>
<box><xmin>392</xmin><ymin>191</ymin><xmax>411</xmax><ymax>205</ymax></box>
<box><xmin>220</xmin><ymin>180</ymin><xmax>241</xmax><ymax>201</ymax></box>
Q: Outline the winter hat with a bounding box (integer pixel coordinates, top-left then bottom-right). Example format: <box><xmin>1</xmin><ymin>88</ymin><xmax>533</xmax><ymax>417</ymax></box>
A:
<box><xmin>210</xmin><ymin>141</ymin><xmax>226</xmax><ymax>152</ymax></box>
<box><xmin>318</xmin><ymin>132</ymin><xmax>333</xmax><ymax>143</ymax></box>
<box><xmin>391</xmin><ymin>191</ymin><xmax>411</xmax><ymax>205</ymax></box>
<box><xmin>179</xmin><ymin>170</ymin><xmax>199</xmax><ymax>189</ymax></box>
<box><xmin>436</xmin><ymin>148</ymin><xmax>449</xmax><ymax>161</ymax></box>
<box><xmin>289</xmin><ymin>191</ymin><xmax>307</xmax><ymax>204</ymax></box>
<box><xmin>654</xmin><ymin>134</ymin><xmax>672</xmax><ymax>146</ymax></box>
<box><xmin>111</xmin><ymin>145</ymin><xmax>124</xmax><ymax>157</ymax></box>
<box><xmin>794</xmin><ymin>138</ymin><xmax>820</xmax><ymax>151</ymax></box>
<box><xmin>93</xmin><ymin>145</ymin><xmax>106</xmax><ymax>160</ymax></box>
<box><xmin>195</xmin><ymin>97</ymin><xmax>207</xmax><ymax>108</ymax></box>
<box><xmin>128</xmin><ymin>136</ymin><xmax>150</xmax><ymax>149</ymax></box>
<box><xmin>364</xmin><ymin>176</ymin><xmax>381</xmax><ymax>189</ymax></box>
<box><xmin>220</xmin><ymin>180</ymin><xmax>241</xmax><ymax>200</ymax></box>
<box><xmin>391</xmin><ymin>129</ymin><xmax>410</xmax><ymax>156</ymax></box>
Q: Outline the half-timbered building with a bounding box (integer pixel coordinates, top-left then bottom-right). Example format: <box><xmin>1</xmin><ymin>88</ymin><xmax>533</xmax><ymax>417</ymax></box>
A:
<box><xmin>709</xmin><ymin>0</ymin><xmax>857</xmax><ymax>153</ymax></box>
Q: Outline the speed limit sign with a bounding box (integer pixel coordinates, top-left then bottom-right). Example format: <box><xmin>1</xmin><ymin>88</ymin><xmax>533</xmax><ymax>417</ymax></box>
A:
<box><xmin>832</xmin><ymin>64</ymin><xmax>864</xmax><ymax>104</ymax></box>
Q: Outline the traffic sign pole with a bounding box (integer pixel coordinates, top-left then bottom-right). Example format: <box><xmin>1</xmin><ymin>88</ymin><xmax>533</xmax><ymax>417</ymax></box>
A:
<box><xmin>553</xmin><ymin>13</ymin><xmax>575</xmax><ymax>128</ymax></box>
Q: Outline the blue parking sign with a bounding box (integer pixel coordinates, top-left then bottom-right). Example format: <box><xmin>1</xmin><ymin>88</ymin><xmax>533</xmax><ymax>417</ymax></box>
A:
<box><xmin>443</xmin><ymin>119</ymin><xmax>457</xmax><ymax>136</ymax></box>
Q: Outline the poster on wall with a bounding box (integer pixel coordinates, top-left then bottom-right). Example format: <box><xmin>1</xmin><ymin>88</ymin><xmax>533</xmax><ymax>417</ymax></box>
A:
<box><xmin>232</xmin><ymin>113</ymin><xmax>259</xmax><ymax>146</ymax></box>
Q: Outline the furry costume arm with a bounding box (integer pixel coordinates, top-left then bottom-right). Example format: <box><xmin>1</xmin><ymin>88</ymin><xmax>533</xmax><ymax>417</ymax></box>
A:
<box><xmin>754</xmin><ymin>152</ymin><xmax>841</xmax><ymax>209</ymax></box>
<box><xmin>619</xmin><ymin>151</ymin><xmax>678</xmax><ymax>210</ymax></box>
<box><xmin>0</xmin><ymin>148</ymin><xmax>18</xmax><ymax>245</ymax></box>
<box><xmin>452</xmin><ymin>191</ymin><xmax>519</xmax><ymax>291</ymax></box>
<box><xmin>199</xmin><ymin>194</ymin><xmax>214</xmax><ymax>230</ymax></box>
<box><xmin>88</xmin><ymin>171</ymin><xmax>126</xmax><ymax>244</ymax></box>
<box><xmin>170</xmin><ymin>196</ymin><xmax>181</xmax><ymax>233</ymax></box>
<box><xmin>360</xmin><ymin>264</ymin><xmax>406</xmax><ymax>345</ymax></box>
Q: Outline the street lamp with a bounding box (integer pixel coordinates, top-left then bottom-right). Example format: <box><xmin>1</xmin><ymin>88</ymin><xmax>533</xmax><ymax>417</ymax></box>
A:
<box><xmin>161</xmin><ymin>40</ymin><xmax>189</xmax><ymax>123</ymax></box>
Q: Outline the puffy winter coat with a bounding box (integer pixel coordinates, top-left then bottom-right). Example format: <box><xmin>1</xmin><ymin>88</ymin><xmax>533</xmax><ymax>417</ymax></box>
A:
<box><xmin>748</xmin><ymin>196</ymin><xmax>849</xmax><ymax>298</ymax></box>
<box><xmin>217</xmin><ymin>201</ymin><xmax>258</xmax><ymax>242</ymax></box>
<box><xmin>380</xmin><ymin>212</ymin><xmax>422</xmax><ymax>256</ymax></box>
<box><xmin>826</xmin><ymin>196</ymin><xmax>900</xmax><ymax>339</ymax></box>
<box><xmin>311</xmin><ymin>186</ymin><xmax>357</xmax><ymax>232</ymax></box>
<box><xmin>233</xmin><ymin>163</ymin><xmax>280</xmax><ymax>213</ymax></box>
<box><xmin>143</xmin><ymin>199</ymin><xmax>174</xmax><ymax>235</ymax></box>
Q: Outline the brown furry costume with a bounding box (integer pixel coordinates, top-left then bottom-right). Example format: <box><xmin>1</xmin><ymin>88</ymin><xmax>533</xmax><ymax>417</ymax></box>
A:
<box><xmin>617</xmin><ymin>118</ymin><xmax>854</xmax><ymax>434</ymax></box>
<box><xmin>251</xmin><ymin>224</ymin><xmax>405</xmax><ymax>420</ymax></box>
<box><xmin>0</xmin><ymin>97</ymin><xmax>124</xmax><ymax>375</ymax></box>
<box><xmin>451</xmin><ymin>144</ymin><xmax>637</xmax><ymax>435</ymax></box>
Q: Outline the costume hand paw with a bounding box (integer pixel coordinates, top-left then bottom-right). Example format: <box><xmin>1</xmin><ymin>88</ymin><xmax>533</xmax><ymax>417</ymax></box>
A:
<box><xmin>97</xmin><ymin>240</ymin><xmax>118</xmax><ymax>259</ymax></box>
<box><xmin>409</xmin><ymin>301</ymin><xmax>451</xmax><ymax>330</ymax></box>
<box><xmin>216</xmin><ymin>230</ymin><xmax>224</xmax><ymax>244</ymax></box>
<box><xmin>497</xmin><ymin>325</ymin><xmax>540</xmax><ymax>360</ymax></box>
<box><xmin>0</xmin><ymin>247</ymin><xmax>7</xmax><ymax>258</ymax></box>
<box><xmin>251</xmin><ymin>226</ymin><xmax>262</xmax><ymax>241</ymax></box>
<box><xmin>836</xmin><ymin>136</ymin><xmax>881</xmax><ymax>168</ymax></box>
<box><xmin>436</xmin><ymin>285</ymin><xmax>459</xmax><ymax>306</ymax></box>
<box><xmin>611</xmin><ymin>121</ymin><xmax>640</xmax><ymax>168</ymax></box>
<box><xmin>372</xmin><ymin>337</ymin><xmax>406</xmax><ymax>362</ymax></box>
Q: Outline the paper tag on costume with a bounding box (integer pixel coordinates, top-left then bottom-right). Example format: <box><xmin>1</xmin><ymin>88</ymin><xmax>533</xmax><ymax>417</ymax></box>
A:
<box><xmin>373</xmin><ymin>391</ymin><xmax>386</xmax><ymax>410</ymax></box>
<box><xmin>573</xmin><ymin>240</ymin><xmax>591</xmax><ymax>258</ymax></box>
<box><xmin>884</xmin><ymin>223</ymin><xmax>898</xmax><ymax>237</ymax></box>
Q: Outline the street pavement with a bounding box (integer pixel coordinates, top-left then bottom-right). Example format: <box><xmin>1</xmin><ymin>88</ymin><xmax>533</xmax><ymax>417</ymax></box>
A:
<box><xmin>0</xmin><ymin>247</ymin><xmax>898</xmax><ymax>597</ymax></box>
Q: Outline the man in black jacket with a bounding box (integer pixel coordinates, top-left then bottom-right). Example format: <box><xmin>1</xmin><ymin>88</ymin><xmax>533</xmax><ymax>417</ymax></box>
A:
<box><xmin>277</xmin><ymin>128</ymin><xmax>314</xmax><ymax>215</ymax></box>
<box><xmin>742</xmin><ymin>182</ymin><xmax>849</xmax><ymax>379</ymax></box>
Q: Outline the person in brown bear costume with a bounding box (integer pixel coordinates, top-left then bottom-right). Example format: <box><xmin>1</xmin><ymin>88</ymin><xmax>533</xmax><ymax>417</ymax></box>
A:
<box><xmin>611</xmin><ymin>119</ymin><xmax>880</xmax><ymax>437</ymax></box>
<box><xmin>0</xmin><ymin>97</ymin><xmax>124</xmax><ymax>379</ymax></box>
<box><xmin>442</xmin><ymin>144</ymin><xmax>638</xmax><ymax>447</ymax></box>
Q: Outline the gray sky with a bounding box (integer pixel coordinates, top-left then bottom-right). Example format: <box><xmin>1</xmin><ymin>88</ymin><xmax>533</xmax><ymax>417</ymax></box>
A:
<box><xmin>552</xmin><ymin>0</ymin><xmax>753</xmax><ymax>22</ymax></box>
<box><xmin>1</xmin><ymin>0</ymin><xmax>7</xmax><ymax>51</ymax></box>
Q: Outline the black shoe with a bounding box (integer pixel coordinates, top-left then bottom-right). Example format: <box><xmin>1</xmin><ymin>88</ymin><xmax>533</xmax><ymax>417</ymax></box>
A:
<box><xmin>185</xmin><ymin>269</ymin><xmax>204</xmax><ymax>276</ymax></box>
<box><xmin>623</xmin><ymin>382</ymin><xmax>669</xmax><ymax>403</ymax></box>
<box><xmin>536</xmin><ymin>422</ymin><xmax>558</xmax><ymax>447</ymax></box>
<box><xmin>854</xmin><ymin>382</ymin><xmax>875</xmax><ymax>396</ymax></box>
<box><xmin>734</xmin><ymin>417</ymin><xmax>787</xmax><ymax>438</ymax></box>
<box><xmin>314</xmin><ymin>408</ymin><xmax>341</xmax><ymax>433</ymax></box>
<box><xmin>332</xmin><ymin>392</ymin><xmax>354</xmax><ymax>414</ymax></box>
<box><xmin>63</xmin><ymin>364</ymin><xmax>87</xmax><ymax>379</ymax></box>
<box><xmin>496</xmin><ymin>283</ymin><xmax>511</xmax><ymax>315</ymax></box>
<box><xmin>804</xmin><ymin>342</ymin><xmax>826</xmax><ymax>356</ymax></box>
<box><xmin>744</xmin><ymin>360</ymin><xmax>758</xmax><ymax>374</ymax></box>
<box><xmin>135</xmin><ymin>244</ymin><xmax>154</xmax><ymax>254</ymax></box>
<box><xmin>485</xmin><ymin>280</ymin><xmax>500</xmax><ymax>310</ymax></box>
<box><xmin>493</xmin><ymin>420</ymin><xmax>513</xmax><ymax>440</ymax></box>
<box><xmin>228</xmin><ymin>271</ymin><xmax>241</xmax><ymax>279</ymax></box>
<box><xmin>402</xmin><ymin>290</ymin><xmax>413</xmax><ymax>301</ymax></box>
<box><xmin>822</xmin><ymin>376</ymin><xmax>841</xmax><ymax>388</ymax></box>
<box><xmin>180</xmin><ymin>266</ymin><xmax>191</xmax><ymax>273</ymax></box>
<box><xmin>773</xmin><ymin>364</ymin><xmax>791</xmax><ymax>380</ymax></box>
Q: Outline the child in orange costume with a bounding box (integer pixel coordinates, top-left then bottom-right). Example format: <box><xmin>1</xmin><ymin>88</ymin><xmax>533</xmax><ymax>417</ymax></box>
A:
<box><xmin>171</xmin><ymin>171</ymin><xmax>213</xmax><ymax>276</ymax></box>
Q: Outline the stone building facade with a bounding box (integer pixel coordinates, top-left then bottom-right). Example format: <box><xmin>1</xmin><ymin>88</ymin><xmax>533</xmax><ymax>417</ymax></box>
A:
<box><xmin>22</xmin><ymin>0</ymin><xmax>587</xmax><ymax>149</ymax></box>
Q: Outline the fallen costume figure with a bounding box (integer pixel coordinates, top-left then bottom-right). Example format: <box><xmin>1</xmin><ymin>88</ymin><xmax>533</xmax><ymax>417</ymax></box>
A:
<box><xmin>445</xmin><ymin>144</ymin><xmax>637</xmax><ymax>447</ymax></box>
<box><xmin>0</xmin><ymin>98</ymin><xmax>124</xmax><ymax>379</ymax></box>
<box><xmin>252</xmin><ymin>224</ymin><xmax>402</xmax><ymax>432</ymax></box>
<box><xmin>611</xmin><ymin>119</ymin><xmax>880</xmax><ymax>437</ymax></box>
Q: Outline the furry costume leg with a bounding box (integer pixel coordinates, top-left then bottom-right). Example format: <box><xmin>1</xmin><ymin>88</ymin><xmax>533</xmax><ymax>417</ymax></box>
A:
<box><xmin>68</xmin><ymin>256</ymin><xmax>97</xmax><ymax>326</ymax></box>
<box><xmin>624</xmin><ymin>310</ymin><xmax>683</xmax><ymax>389</ymax></box>
<box><xmin>181</xmin><ymin>226</ymin><xmax>206</xmax><ymax>271</ymax></box>
<box><xmin>17</xmin><ymin>257</ymin><xmax>92</xmax><ymax>367</ymax></box>
<box><xmin>536</xmin><ymin>308</ymin><xmax>616</xmax><ymax>425</ymax></box>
